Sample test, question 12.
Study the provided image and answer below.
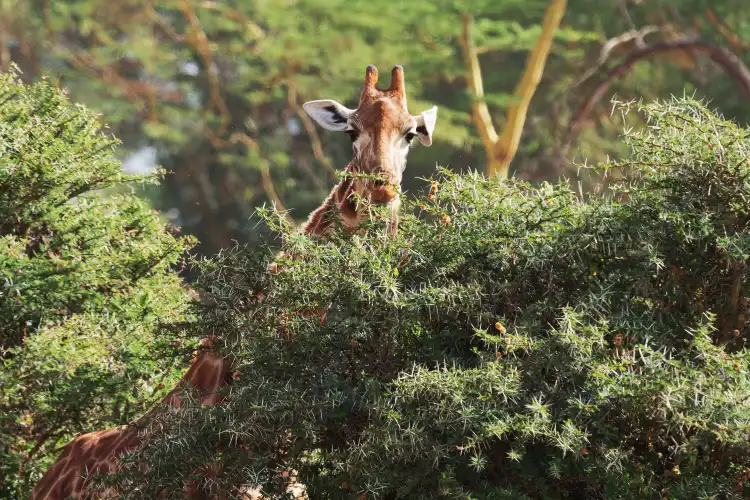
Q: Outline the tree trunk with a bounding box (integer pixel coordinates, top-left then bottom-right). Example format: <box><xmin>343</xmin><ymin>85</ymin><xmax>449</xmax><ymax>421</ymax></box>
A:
<box><xmin>460</xmin><ymin>0</ymin><xmax>567</xmax><ymax>178</ymax></box>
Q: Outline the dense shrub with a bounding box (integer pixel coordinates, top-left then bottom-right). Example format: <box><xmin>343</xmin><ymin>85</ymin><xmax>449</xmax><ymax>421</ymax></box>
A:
<box><xmin>106</xmin><ymin>97</ymin><xmax>750</xmax><ymax>499</ymax></box>
<box><xmin>0</xmin><ymin>68</ymin><xmax>196</xmax><ymax>497</ymax></box>
<box><xmin>114</xmin><ymin>97</ymin><xmax>750</xmax><ymax>499</ymax></box>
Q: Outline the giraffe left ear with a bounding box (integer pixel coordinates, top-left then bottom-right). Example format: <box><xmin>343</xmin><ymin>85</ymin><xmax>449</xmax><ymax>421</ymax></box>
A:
<box><xmin>414</xmin><ymin>106</ymin><xmax>438</xmax><ymax>146</ymax></box>
<box><xmin>302</xmin><ymin>100</ymin><xmax>354</xmax><ymax>132</ymax></box>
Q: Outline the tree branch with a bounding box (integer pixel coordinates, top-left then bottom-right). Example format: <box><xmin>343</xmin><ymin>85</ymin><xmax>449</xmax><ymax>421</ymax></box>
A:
<box><xmin>490</xmin><ymin>0</ymin><xmax>566</xmax><ymax>178</ymax></box>
<box><xmin>566</xmin><ymin>40</ymin><xmax>750</xmax><ymax>147</ymax></box>
<box><xmin>573</xmin><ymin>26</ymin><xmax>661</xmax><ymax>88</ymax></box>
<box><xmin>459</xmin><ymin>0</ymin><xmax>566</xmax><ymax>179</ymax></box>
<box><xmin>177</xmin><ymin>0</ymin><xmax>231</xmax><ymax>135</ymax></box>
<box><xmin>286</xmin><ymin>83</ymin><xmax>337</xmax><ymax>178</ymax></box>
<box><xmin>458</xmin><ymin>14</ymin><xmax>498</xmax><ymax>158</ymax></box>
<box><xmin>58</xmin><ymin>46</ymin><xmax>161</xmax><ymax>116</ymax></box>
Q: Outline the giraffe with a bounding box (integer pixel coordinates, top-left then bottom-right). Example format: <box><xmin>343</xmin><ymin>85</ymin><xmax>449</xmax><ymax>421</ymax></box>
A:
<box><xmin>30</xmin><ymin>64</ymin><xmax>437</xmax><ymax>500</ymax></box>
<box><xmin>298</xmin><ymin>64</ymin><xmax>437</xmax><ymax>240</ymax></box>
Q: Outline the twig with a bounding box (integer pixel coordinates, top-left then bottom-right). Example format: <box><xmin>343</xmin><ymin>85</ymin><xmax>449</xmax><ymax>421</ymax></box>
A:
<box><xmin>396</xmin><ymin>236</ymin><xmax>416</xmax><ymax>269</ymax></box>
<box><xmin>259</xmin><ymin>157</ymin><xmax>291</xmax><ymax>222</ymax></box>
<box><xmin>386</xmin><ymin>195</ymin><xmax>401</xmax><ymax>242</ymax></box>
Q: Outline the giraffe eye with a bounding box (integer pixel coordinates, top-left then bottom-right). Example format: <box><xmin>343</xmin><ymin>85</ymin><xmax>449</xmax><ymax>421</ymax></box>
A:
<box><xmin>405</xmin><ymin>132</ymin><xmax>416</xmax><ymax>144</ymax></box>
<box><xmin>345</xmin><ymin>129</ymin><xmax>359</xmax><ymax>143</ymax></box>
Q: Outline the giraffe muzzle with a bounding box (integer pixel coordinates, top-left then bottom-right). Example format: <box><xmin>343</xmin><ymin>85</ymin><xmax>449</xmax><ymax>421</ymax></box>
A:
<box><xmin>369</xmin><ymin>183</ymin><xmax>397</xmax><ymax>204</ymax></box>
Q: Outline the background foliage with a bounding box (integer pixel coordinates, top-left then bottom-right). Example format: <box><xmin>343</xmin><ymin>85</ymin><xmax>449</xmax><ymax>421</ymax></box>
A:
<box><xmin>2</xmin><ymin>0</ymin><xmax>750</xmax><ymax>255</ymax></box>
<box><xmin>0</xmin><ymin>70</ymin><xmax>195</xmax><ymax>497</ymax></box>
<box><xmin>112</xmin><ymin>99</ymin><xmax>750</xmax><ymax>499</ymax></box>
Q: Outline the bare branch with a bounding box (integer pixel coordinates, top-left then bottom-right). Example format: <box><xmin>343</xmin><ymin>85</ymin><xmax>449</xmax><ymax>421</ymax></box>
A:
<box><xmin>573</xmin><ymin>26</ymin><xmax>661</xmax><ymax>88</ymax></box>
<box><xmin>567</xmin><ymin>40</ymin><xmax>750</xmax><ymax>142</ymax></box>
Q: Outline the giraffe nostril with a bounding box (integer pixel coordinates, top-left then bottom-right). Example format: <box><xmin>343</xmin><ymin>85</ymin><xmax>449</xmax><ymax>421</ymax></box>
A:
<box><xmin>373</xmin><ymin>179</ymin><xmax>387</xmax><ymax>187</ymax></box>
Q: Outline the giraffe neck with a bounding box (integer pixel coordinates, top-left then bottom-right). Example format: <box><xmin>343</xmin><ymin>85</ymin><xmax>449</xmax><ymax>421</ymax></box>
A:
<box><xmin>301</xmin><ymin>162</ymin><xmax>400</xmax><ymax>238</ymax></box>
<box><xmin>301</xmin><ymin>162</ymin><xmax>362</xmax><ymax>237</ymax></box>
<box><xmin>158</xmin><ymin>343</ymin><xmax>232</xmax><ymax>408</ymax></box>
<box><xmin>31</xmin><ymin>344</ymin><xmax>233</xmax><ymax>500</ymax></box>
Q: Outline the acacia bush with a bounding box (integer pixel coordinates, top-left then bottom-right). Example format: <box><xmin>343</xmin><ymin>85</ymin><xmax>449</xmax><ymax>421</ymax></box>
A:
<box><xmin>0</xmin><ymin>69</ymin><xmax>196</xmax><ymax>497</ymax></box>
<box><xmin>114</xmin><ymin>98</ymin><xmax>750</xmax><ymax>499</ymax></box>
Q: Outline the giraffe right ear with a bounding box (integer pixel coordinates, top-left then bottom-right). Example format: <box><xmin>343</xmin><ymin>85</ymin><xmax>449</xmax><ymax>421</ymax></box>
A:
<box><xmin>302</xmin><ymin>100</ymin><xmax>354</xmax><ymax>132</ymax></box>
<box><xmin>414</xmin><ymin>106</ymin><xmax>438</xmax><ymax>146</ymax></box>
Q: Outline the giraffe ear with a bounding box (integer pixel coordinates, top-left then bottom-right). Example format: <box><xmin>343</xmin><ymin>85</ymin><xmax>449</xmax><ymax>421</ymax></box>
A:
<box><xmin>414</xmin><ymin>106</ymin><xmax>438</xmax><ymax>146</ymax></box>
<box><xmin>302</xmin><ymin>100</ymin><xmax>354</xmax><ymax>132</ymax></box>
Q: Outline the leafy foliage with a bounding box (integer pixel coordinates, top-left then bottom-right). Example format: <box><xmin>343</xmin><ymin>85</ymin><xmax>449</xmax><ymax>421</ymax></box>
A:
<box><xmin>116</xmin><ymin>98</ymin><xmax>750</xmax><ymax>498</ymax></box>
<box><xmin>0</xmin><ymin>69</ymin><xmax>196</xmax><ymax>497</ymax></box>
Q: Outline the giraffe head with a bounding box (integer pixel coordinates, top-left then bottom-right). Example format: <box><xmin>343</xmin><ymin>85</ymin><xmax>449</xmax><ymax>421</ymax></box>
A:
<box><xmin>303</xmin><ymin>65</ymin><xmax>438</xmax><ymax>205</ymax></box>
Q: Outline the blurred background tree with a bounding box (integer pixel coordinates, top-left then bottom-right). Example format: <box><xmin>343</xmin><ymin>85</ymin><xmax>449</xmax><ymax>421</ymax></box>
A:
<box><xmin>3</xmin><ymin>0</ymin><xmax>747</xmax><ymax>257</ymax></box>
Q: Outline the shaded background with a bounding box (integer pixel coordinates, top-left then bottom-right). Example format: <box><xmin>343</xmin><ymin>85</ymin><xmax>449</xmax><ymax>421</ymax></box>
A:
<box><xmin>3</xmin><ymin>0</ymin><xmax>750</xmax><ymax>257</ymax></box>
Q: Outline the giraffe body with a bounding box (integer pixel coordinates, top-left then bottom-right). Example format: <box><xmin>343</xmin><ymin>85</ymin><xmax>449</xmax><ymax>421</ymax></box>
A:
<box><xmin>31</xmin><ymin>65</ymin><xmax>437</xmax><ymax>499</ymax></box>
